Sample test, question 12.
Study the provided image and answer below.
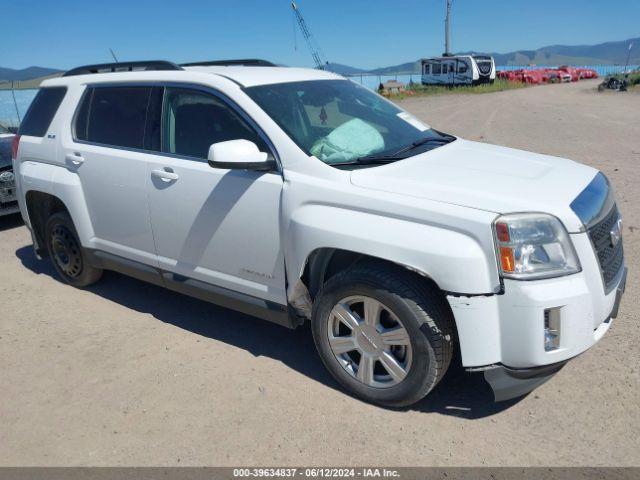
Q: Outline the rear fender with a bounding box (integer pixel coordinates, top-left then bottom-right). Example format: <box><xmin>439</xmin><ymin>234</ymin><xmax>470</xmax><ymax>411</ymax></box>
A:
<box><xmin>20</xmin><ymin>161</ymin><xmax>95</xmax><ymax>246</ymax></box>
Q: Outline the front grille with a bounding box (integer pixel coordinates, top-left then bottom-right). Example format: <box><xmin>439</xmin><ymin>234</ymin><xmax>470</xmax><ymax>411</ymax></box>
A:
<box><xmin>587</xmin><ymin>205</ymin><xmax>624</xmax><ymax>291</ymax></box>
<box><xmin>0</xmin><ymin>183</ymin><xmax>16</xmax><ymax>203</ymax></box>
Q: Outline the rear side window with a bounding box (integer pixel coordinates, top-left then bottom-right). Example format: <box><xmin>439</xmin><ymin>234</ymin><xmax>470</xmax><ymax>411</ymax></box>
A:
<box><xmin>19</xmin><ymin>87</ymin><xmax>67</xmax><ymax>137</ymax></box>
<box><xmin>75</xmin><ymin>86</ymin><xmax>152</xmax><ymax>149</ymax></box>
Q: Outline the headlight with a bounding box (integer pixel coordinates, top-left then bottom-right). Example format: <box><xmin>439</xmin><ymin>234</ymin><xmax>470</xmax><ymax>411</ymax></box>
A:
<box><xmin>0</xmin><ymin>170</ymin><xmax>14</xmax><ymax>182</ymax></box>
<box><xmin>493</xmin><ymin>213</ymin><xmax>581</xmax><ymax>280</ymax></box>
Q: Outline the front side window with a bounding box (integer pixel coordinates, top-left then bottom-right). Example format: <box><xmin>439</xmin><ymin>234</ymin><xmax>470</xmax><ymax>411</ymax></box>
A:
<box><xmin>162</xmin><ymin>87</ymin><xmax>267</xmax><ymax>160</ymax></box>
<box><xmin>423</xmin><ymin>64</ymin><xmax>431</xmax><ymax>75</ymax></box>
<box><xmin>458</xmin><ymin>62</ymin><xmax>468</xmax><ymax>73</ymax></box>
<box><xmin>76</xmin><ymin>86</ymin><xmax>151</xmax><ymax>149</ymax></box>
<box><xmin>432</xmin><ymin>63</ymin><xmax>442</xmax><ymax>75</ymax></box>
<box><xmin>246</xmin><ymin>80</ymin><xmax>451</xmax><ymax>166</ymax></box>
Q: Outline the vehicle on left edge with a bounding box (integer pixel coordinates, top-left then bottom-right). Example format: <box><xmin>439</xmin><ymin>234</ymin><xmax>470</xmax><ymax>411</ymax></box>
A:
<box><xmin>0</xmin><ymin>123</ymin><xmax>20</xmax><ymax>216</ymax></box>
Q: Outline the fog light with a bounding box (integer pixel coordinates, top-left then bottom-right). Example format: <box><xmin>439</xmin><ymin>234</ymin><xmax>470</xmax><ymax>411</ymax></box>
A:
<box><xmin>544</xmin><ymin>308</ymin><xmax>561</xmax><ymax>351</ymax></box>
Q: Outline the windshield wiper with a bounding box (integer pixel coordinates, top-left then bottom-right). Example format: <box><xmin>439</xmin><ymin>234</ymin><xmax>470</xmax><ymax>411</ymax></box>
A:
<box><xmin>389</xmin><ymin>134</ymin><xmax>456</xmax><ymax>157</ymax></box>
<box><xmin>328</xmin><ymin>134</ymin><xmax>456</xmax><ymax>167</ymax></box>
<box><xmin>328</xmin><ymin>155</ymin><xmax>407</xmax><ymax>167</ymax></box>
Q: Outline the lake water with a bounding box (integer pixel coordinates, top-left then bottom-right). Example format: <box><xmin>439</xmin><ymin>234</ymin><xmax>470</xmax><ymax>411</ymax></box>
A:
<box><xmin>0</xmin><ymin>89</ymin><xmax>37</xmax><ymax>127</ymax></box>
<box><xmin>1</xmin><ymin>64</ymin><xmax>637</xmax><ymax>126</ymax></box>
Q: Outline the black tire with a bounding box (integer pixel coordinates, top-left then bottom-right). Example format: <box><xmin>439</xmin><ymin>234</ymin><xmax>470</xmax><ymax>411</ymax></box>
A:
<box><xmin>45</xmin><ymin>212</ymin><xmax>102</xmax><ymax>287</ymax></box>
<box><xmin>311</xmin><ymin>261</ymin><xmax>454</xmax><ymax>407</ymax></box>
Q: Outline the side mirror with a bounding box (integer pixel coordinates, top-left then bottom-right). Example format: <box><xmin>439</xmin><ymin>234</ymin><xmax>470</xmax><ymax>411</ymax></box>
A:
<box><xmin>207</xmin><ymin>139</ymin><xmax>276</xmax><ymax>171</ymax></box>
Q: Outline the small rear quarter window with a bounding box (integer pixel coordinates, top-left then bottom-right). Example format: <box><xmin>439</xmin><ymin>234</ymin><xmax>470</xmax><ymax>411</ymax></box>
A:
<box><xmin>19</xmin><ymin>87</ymin><xmax>67</xmax><ymax>137</ymax></box>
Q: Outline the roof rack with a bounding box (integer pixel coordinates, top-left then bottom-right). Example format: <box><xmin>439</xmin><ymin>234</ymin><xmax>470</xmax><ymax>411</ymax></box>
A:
<box><xmin>181</xmin><ymin>59</ymin><xmax>277</xmax><ymax>67</ymax></box>
<box><xmin>63</xmin><ymin>60</ymin><xmax>183</xmax><ymax>77</ymax></box>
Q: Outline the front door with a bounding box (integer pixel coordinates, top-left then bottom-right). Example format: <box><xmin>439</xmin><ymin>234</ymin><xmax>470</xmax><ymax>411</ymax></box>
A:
<box><xmin>146</xmin><ymin>86</ymin><xmax>286</xmax><ymax>304</ymax></box>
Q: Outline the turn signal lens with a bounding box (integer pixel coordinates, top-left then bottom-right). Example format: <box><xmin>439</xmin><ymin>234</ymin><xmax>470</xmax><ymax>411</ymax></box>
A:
<box><xmin>500</xmin><ymin>247</ymin><xmax>515</xmax><ymax>272</ymax></box>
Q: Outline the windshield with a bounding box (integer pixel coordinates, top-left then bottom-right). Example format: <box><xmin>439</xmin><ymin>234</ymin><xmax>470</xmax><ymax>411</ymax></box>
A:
<box><xmin>245</xmin><ymin>80</ymin><xmax>452</xmax><ymax>166</ymax></box>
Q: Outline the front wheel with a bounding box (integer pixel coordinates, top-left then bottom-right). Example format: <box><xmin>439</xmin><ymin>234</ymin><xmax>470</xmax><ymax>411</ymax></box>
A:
<box><xmin>311</xmin><ymin>262</ymin><xmax>454</xmax><ymax>407</ymax></box>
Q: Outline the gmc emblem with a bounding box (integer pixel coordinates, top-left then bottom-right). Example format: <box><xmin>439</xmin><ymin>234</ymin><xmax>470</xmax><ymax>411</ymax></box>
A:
<box><xmin>610</xmin><ymin>218</ymin><xmax>623</xmax><ymax>247</ymax></box>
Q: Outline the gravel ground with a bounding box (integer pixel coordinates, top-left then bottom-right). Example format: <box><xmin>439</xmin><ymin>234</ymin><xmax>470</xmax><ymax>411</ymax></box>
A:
<box><xmin>0</xmin><ymin>79</ymin><xmax>638</xmax><ymax>466</ymax></box>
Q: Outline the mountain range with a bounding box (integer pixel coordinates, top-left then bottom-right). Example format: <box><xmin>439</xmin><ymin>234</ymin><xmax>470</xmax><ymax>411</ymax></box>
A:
<box><xmin>1</xmin><ymin>37</ymin><xmax>638</xmax><ymax>81</ymax></box>
<box><xmin>329</xmin><ymin>37</ymin><xmax>640</xmax><ymax>75</ymax></box>
<box><xmin>0</xmin><ymin>66</ymin><xmax>62</xmax><ymax>82</ymax></box>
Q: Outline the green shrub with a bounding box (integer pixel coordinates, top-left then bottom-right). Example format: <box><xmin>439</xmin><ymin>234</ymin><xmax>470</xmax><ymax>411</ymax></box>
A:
<box><xmin>391</xmin><ymin>79</ymin><xmax>527</xmax><ymax>99</ymax></box>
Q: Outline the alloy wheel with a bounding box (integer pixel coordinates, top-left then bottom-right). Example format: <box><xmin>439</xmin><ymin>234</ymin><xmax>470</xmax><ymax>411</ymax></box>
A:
<box><xmin>327</xmin><ymin>295</ymin><xmax>412</xmax><ymax>388</ymax></box>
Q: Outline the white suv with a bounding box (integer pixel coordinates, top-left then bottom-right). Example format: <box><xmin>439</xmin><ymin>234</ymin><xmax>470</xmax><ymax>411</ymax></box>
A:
<box><xmin>13</xmin><ymin>60</ymin><xmax>626</xmax><ymax>407</ymax></box>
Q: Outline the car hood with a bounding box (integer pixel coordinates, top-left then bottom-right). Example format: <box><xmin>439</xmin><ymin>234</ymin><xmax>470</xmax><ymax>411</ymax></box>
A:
<box><xmin>350</xmin><ymin>139</ymin><xmax>598</xmax><ymax>232</ymax></box>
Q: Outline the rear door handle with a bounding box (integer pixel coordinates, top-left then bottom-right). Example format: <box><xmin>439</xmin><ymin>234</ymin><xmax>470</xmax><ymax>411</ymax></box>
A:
<box><xmin>65</xmin><ymin>152</ymin><xmax>85</xmax><ymax>165</ymax></box>
<box><xmin>151</xmin><ymin>169</ymin><xmax>179</xmax><ymax>181</ymax></box>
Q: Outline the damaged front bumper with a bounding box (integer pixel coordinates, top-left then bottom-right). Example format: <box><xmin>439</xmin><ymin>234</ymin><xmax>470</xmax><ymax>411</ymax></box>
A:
<box><xmin>483</xmin><ymin>361</ymin><xmax>567</xmax><ymax>402</ymax></box>
<box><xmin>475</xmin><ymin>267</ymin><xmax>626</xmax><ymax>402</ymax></box>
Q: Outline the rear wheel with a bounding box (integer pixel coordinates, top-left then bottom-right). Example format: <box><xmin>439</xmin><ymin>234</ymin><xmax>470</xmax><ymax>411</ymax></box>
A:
<box><xmin>311</xmin><ymin>262</ymin><xmax>454</xmax><ymax>407</ymax></box>
<box><xmin>45</xmin><ymin>212</ymin><xmax>102</xmax><ymax>287</ymax></box>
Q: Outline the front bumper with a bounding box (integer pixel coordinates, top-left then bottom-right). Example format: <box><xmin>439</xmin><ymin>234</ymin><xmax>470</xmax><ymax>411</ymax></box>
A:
<box><xmin>483</xmin><ymin>360</ymin><xmax>567</xmax><ymax>402</ymax></box>
<box><xmin>447</xmin><ymin>227</ymin><xmax>626</xmax><ymax>400</ymax></box>
<box><xmin>484</xmin><ymin>267</ymin><xmax>626</xmax><ymax>401</ymax></box>
<box><xmin>448</xmin><ymin>231</ymin><xmax>626</xmax><ymax>369</ymax></box>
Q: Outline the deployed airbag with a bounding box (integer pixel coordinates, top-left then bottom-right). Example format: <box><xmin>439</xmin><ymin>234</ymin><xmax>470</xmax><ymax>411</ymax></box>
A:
<box><xmin>310</xmin><ymin>118</ymin><xmax>384</xmax><ymax>164</ymax></box>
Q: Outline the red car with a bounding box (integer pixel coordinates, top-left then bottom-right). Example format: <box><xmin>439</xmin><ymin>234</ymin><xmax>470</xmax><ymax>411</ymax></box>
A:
<box><xmin>539</xmin><ymin>69</ymin><xmax>561</xmax><ymax>83</ymax></box>
<box><xmin>522</xmin><ymin>69</ymin><xmax>544</xmax><ymax>84</ymax></box>
<box><xmin>576</xmin><ymin>68</ymin><xmax>598</xmax><ymax>79</ymax></box>
<box><xmin>557</xmin><ymin>66</ymin><xmax>580</xmax><ymax>82</ymax></box>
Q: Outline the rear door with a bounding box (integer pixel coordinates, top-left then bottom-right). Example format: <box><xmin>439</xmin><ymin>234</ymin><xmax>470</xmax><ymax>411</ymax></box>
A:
<box><xmin>61</xmin><ymin>85</ymin><xmax>160</xmax><ymax>265</ymax></box>
<box><xmin>145</xmin><ymin>86</ymin><xmax>286</xmax><ymax>304</ymax></box>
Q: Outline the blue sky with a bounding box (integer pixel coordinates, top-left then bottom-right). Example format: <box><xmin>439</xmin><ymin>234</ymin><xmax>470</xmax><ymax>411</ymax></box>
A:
<box><xmin>1</xmin><ymin>0</ymin><xmax>639</xmax><ymax>70</ymax></box>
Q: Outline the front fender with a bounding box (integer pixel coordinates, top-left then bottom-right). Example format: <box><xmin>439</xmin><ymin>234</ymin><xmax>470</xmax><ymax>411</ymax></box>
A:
<box><xmin>287</xmin><ymin>204</ymin><xmax>498</xmax><ymax>294</ymax></box>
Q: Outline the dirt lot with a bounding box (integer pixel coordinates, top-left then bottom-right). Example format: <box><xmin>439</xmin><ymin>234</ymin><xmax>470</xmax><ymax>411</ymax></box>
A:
<box><xmin>1</xmin><ymin>80</ymin><xmax>638</xmax><ymax>466</ymax></box>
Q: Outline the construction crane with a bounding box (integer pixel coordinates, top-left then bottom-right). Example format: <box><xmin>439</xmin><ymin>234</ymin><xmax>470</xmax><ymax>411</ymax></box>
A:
<box><xmin>291</xmin><ymin>1</ymin><xmax>329</xmax><ymax>70</ymax></box>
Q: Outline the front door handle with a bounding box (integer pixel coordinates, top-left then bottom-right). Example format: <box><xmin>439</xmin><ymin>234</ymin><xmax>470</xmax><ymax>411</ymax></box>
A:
<box><xmin>65</xmin><ymin>152</ymin><xmax>85</xmax><ymax>166</ymax></box>
<box><xmin>151</xmin><ymin>169</ymin><xmax>179</xmax><ymax>182</ymax></box>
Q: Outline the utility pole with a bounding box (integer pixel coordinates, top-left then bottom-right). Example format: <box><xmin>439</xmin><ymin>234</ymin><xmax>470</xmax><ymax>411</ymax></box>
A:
<box><xmin>444</xmin><ymin>0</ymin><xmax>453</xmax><ymax>56</ymax></box>
<box><xmin>623</xmin><ymin>42</ymin><xmax>633</xmax><ymax>74</ymax></box>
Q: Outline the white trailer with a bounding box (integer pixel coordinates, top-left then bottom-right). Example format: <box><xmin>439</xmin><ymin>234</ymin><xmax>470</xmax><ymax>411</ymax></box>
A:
<box><xmin>421</xmin><ymin>55</ymin><xmax>496</xmax><ymax>86</ymax></box>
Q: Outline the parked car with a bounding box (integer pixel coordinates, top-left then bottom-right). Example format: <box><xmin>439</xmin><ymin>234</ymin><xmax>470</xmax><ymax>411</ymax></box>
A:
<box><xmin>541</xmin><ymin>69</ymin><xmax>561</xmax><ymax>83</ymax></box>
<box><xmin>557</xmin><ymin>66</ymin><xmax>580</xmax><ymax>82</ymax></box>
<box><xmin>577</xmin><ymin>68</ymin><xmax>598</xmax><ymax>79</ymax></box>
<box><xmin>13</xmin><ymin>60</ymin><xmax>626</xmax><ymax>407</ymax></box>
<box><xmin>0</xmin><ymin>124</ymin><xmax>19</xmax><ymax>216</ymax></box>
<box><xmin>522</xmin><ymin>69</ymin><xmax>543</xmax><ymax>84</ymax></box>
